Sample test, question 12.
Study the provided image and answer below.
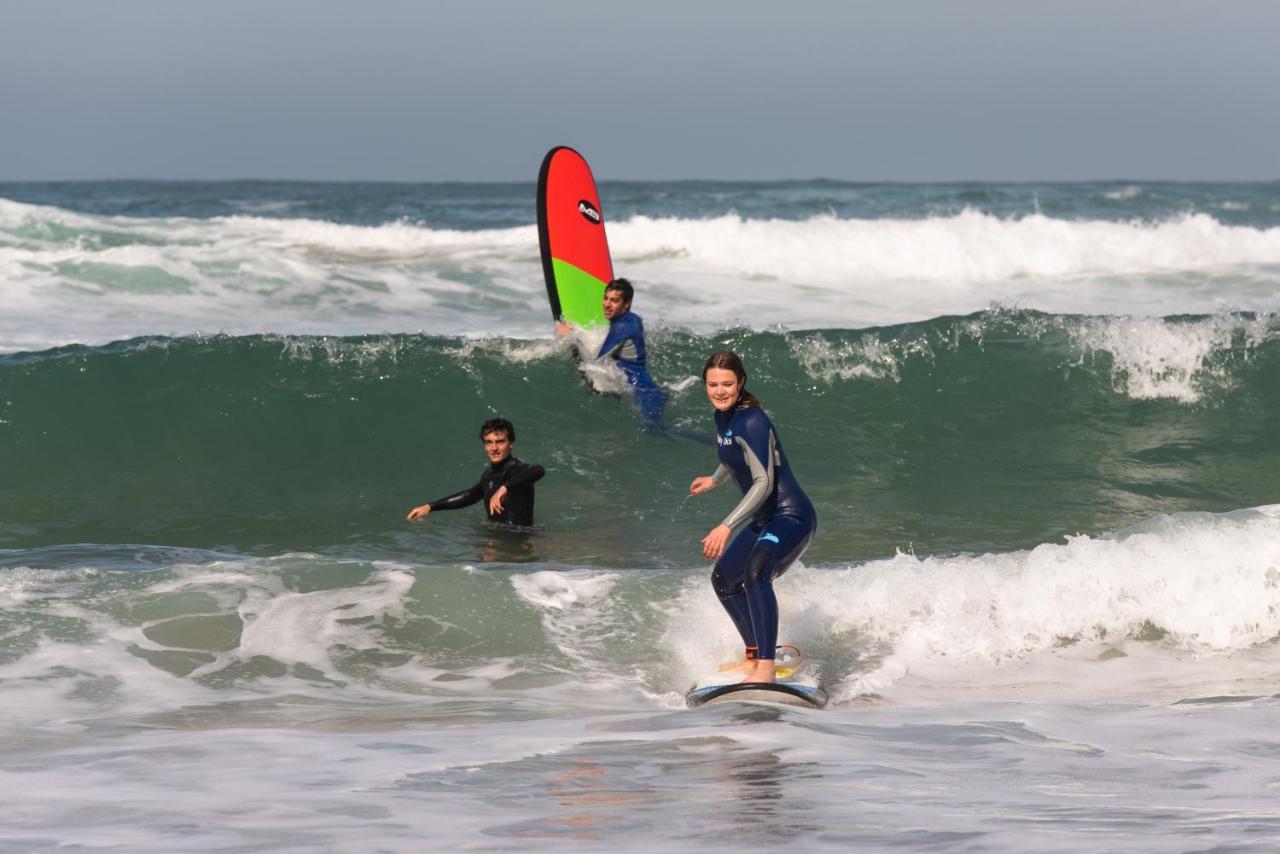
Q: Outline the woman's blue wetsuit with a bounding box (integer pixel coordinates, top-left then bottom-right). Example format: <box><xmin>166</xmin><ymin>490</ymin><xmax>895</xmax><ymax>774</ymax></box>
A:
<box><xmin>597</xmin><ymin>310</ymin><xmax>666</xmax><ymax>427</ymax></box>
<box><xmin>709</xmin><ymin>405</ymin><xmax>816</xmax><ymax>661</ymax></box>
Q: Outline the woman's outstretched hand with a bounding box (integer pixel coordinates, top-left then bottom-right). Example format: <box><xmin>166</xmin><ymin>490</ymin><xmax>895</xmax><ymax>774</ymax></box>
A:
<box><xmin>689</xmin><ymin>476</ymin><xmax>716</xmax><ymax>495</ymax></box>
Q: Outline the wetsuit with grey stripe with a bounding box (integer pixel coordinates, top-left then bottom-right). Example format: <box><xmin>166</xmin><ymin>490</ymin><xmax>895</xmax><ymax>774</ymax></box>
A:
<box><xmin>709</xmin><ymin>405</ymin><xmax>816</xmax><ymax>660</ymax></box>
<box><xmin>596</xmin><ymin>311</ymin><xmax>666</xmax><ymax>427</ymax></box>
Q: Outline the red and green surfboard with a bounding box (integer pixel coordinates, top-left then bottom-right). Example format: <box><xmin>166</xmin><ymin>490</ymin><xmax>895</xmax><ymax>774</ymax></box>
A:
<box><xmin>537</xmin><ymin>146</ymin><xmax>612</xmax><ymax>328</ymax></box>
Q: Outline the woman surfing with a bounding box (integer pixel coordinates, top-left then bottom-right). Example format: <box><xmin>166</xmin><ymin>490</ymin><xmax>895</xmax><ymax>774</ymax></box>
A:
<box><xmin>689</xmin><ymin>351</ymin><xmax>817</xmax><ymax>684</ymax></box>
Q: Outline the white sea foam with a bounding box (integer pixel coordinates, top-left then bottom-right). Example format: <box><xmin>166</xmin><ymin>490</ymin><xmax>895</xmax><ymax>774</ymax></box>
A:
<box><xmin>645</xmin><ymin>505</ymin><xmax>1280</xmax><ymax>706</ymax></box>
<box><xmin>1068</xmin><ymin>314</ymin><xmax>1270</xmax><ymax>401</ymax></box>
<box><xmin>509</xmin><ymin>570</ymin><xmax>637</xmax><ymax>687</ymax></box>
<box><xmin>7</xmin><ymin>197</ymin><xmax>1280</xmax><ymax>350</ymax></box>
<box><xmin>510</xmin><ymin>568</ymin><xmax>619</xmax><ymax>611</ymax></box>
<box><xmin>784</xmin><ymin>312</ymin><xmax>1275</xmax><ymax>402</ymax></box>
<box><xmin>814</xmin><ymin>506</ymin><xmax>1280</xmax><ymax>701</ymax></box>
<box><xmin>1104</xmin><ymin>185</ymin><xmax>1144</xmax><ymax>200</ymax></box>
<box><xmin>676</xmin><ymin>209</ymin><xmax>1277</xmax><ymax>290</ymax></box>
<box><xmin>0</xmin><ymin>554</ymin><xmax>427</xmax><ymax>736</ymax></box>
<box><xmin>788</xmin><ymin>330</ymin><xmax>935</xmax><ymax>383</ymax></box>
<box><xmin>233</xmin><ymin>566</ymin><xmax>415</xmax><ymax>671</ymax></box>
<box><xmin>0</xmin><ymin>198</ymin><xmax>544</xmax><ymax>351</ymax></box>
<box><xmin>3</xmin><ymin>510</ymin><xmax>1280</xmax><ymax>721</ymax></box>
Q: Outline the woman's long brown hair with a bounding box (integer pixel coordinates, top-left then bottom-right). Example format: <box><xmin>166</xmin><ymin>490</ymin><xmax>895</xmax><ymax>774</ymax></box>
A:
<box><xmin>701</xmin><ymin>350</ymin><xmax>762</xmax><ymax>409</ymax></box>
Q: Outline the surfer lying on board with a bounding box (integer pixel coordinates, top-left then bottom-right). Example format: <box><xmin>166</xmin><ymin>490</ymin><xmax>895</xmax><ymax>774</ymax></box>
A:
<box><xmin>406</xmin><ymin>418</ymin><xmax>545</xmax><ymax>527</ymax></box>
<box><xmin>557</xmin><ymin>278</ymin><xmax>666</xmax><ymax>428</ymax></box>
<box><xmin>689</xmin><ymin>351</ymin><xmax>817</xmax><ymax>685</ymax></box>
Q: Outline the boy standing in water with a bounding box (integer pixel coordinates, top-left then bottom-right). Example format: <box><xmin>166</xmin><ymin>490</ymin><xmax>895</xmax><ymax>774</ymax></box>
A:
<box><xmin>406</xmin><ymin>418</ymin><xmax>545</xmax><ymax>527</ymax></box>
<box><xmin>558</xmin><ymin>278</ymin><xmax>667</xmax><ymax>428</ymax></box>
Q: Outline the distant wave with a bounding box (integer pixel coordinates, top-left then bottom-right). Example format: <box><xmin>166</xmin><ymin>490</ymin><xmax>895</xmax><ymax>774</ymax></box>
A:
<box><xmin>612</xmin><ymin>209</ymin><xmax>1280</xmax><ymax>279</ymax></box>
<box><xmin>6</xmin><ymin>197</ymin><xmax>1280</xmax><ymax>350</ymax></box>
<box><xmin>1104</xmin><ymin>184</ymin><xmax>1144</xmax><ymax>200</ymax></box>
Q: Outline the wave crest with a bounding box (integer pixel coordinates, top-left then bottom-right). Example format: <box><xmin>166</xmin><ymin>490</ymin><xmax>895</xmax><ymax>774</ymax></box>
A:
<box><xmin>7</xmin><ymin>197</ymin><xmax>1280</xmax><ymax>350</ymax></box>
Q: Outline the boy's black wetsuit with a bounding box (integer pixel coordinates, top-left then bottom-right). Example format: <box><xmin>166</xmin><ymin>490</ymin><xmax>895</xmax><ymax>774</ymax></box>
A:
<box><xmin>428</xmin><ymin>456</ymin><xmax>545</xmax><ymax>526</ymax></box>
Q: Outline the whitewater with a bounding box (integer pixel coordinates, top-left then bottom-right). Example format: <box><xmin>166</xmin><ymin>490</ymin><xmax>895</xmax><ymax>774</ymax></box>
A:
<box><xmin>5</xmin><ymin>188</ymin><xmax>1280</xmax><ymax>351</ymax></box>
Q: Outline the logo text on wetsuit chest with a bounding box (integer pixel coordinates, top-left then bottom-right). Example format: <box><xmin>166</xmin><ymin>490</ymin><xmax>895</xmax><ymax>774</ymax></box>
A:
<box><xmin>717</xmin><ymin>434</ymin><xmax>734</xmax><ymax>447</ymax></box>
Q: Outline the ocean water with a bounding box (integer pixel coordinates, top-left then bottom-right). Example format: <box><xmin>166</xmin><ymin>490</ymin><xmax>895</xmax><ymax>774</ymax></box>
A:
<box><xmin>3</xmin><ymin>179</ymin><xmax>1280</xmax><ymax>850</ymax></box>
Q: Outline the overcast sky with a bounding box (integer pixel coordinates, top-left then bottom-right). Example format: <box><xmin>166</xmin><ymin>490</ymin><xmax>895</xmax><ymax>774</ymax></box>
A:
<box><xmin>2</xmin><ymin>0</ymin><xmax>1277</xmax><ymax>182</ymax></box>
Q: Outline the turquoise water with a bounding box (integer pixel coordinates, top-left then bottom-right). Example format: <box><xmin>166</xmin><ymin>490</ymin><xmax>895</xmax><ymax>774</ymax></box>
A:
<box><xmin>5</xmin><ymin>316</ymin><xmax>1280</xmax><ymax>560</ymax></box>
<box><xmin>3</xmin><ymin>180</ymin><xmax>1280</xmax><ymax>850</ymax></box>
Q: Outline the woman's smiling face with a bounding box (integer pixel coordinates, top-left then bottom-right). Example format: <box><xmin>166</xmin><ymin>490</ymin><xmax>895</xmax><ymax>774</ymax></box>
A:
<box><xmin>704</xmin><ymin>367</ymin><xmax>740</xmax><ymax>412</ymax></box>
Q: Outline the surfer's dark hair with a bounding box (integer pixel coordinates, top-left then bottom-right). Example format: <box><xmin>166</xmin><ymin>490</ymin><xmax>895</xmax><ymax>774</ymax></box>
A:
<box><xmin>479</xmin><ymin>417</ymin><xmax>516</xmax><ymax>442</ymax></box>
<box><xmin>605</xmin><ymin>278</ymin><xmax>634</xmax><ymax>305</ymax></box>
<box><xmin>702</xmin><ymin>351</ymin><xmax>762</xmax><ymax>409</ymax></box>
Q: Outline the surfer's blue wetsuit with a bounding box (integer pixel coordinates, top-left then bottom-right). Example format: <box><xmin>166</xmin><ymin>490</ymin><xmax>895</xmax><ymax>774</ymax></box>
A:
<box><xmin>709</xmin><ymin>405</ymin><xmax>816</xmax><ymax>661</ymax></box>
<box><xmin>597</xmin><ymin>310</ymin><xmax>666</xmax><ymax>427</ymax></box>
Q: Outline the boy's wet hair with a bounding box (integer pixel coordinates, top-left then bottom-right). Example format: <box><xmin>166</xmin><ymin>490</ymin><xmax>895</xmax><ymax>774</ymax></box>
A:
<box><xmin>479</xmin><ymin>417</ymin><xmax>516</xmax><ymax>442</ymax></box>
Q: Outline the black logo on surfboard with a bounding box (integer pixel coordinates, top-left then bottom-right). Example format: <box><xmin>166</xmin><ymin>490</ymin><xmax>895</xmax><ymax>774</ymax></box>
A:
<box><xmin>578</xmin><ymin>200</ymin><xmax>602</xmax><ymax>224</ymax></box>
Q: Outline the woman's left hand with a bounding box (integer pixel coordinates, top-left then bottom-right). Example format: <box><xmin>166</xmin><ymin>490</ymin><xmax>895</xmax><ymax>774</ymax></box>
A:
<box><xmin>701</xmin><ymin>524</ymin><xmax>732</xmax><ymax>560</ymax></box>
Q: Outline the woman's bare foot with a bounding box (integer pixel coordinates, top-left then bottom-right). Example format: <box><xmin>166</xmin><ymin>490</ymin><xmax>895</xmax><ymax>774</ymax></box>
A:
<box><xmin>739</xmin><ymin>659</ymin><xmax>776</xmax><ymax>684</ymax></box>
